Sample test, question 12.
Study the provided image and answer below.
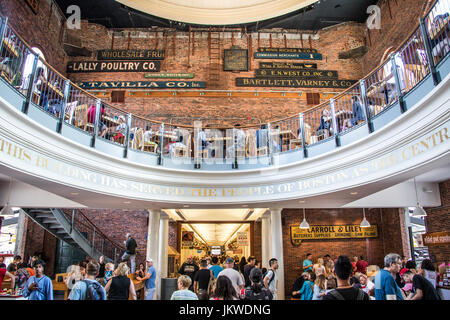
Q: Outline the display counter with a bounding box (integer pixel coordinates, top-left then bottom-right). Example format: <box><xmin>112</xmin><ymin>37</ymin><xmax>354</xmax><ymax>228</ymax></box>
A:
<box><xmin>437</xmin><ymin>285</ymin><xmax>450</xmax><ymax>300</ymax></box>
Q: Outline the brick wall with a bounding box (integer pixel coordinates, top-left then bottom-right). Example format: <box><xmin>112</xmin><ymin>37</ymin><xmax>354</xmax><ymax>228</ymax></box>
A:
<box><xmin>424</xmin><ymin>179</ymin><xmax>450</xmax><ymax>263</ymax></box>
<box><xmin>0</xmin><ymin>0</ymin><xmax>67</xmax><ymax>74</ymax></box>
<box><xmin>281</xmin><ymin>207</ymin><xmax>406</xmax><ymax>297</ymax></box>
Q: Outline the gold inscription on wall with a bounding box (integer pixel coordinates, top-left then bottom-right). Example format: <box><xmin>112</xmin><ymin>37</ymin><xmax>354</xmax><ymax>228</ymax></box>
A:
<box><xmin>290</xmin><ymin>225</ymin><xmax>379</xmax><ymax>245</ymax></box>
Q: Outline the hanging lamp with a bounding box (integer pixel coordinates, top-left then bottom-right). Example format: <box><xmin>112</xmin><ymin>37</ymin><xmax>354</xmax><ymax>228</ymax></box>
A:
<box><xmin>360</xmin><ymin>208</ymin><xmax>371</xmax><ymax>228</ymax></box>
<box><xmin>299</xmin><ymin>208</ymin><xmax>310</xmax><ymax>229</ymax></box>
<box><xmin>412</xmin><ymin>178</ymin><xmax>427</xmax><ymax>217</ymax></box>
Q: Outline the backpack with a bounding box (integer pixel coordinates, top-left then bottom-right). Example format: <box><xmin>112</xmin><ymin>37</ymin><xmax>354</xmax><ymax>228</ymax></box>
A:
<box><xmin>266</xmin><ymin>270</ymin><xmax>275</xmax><ymax>287</ymax></box>
<box><xmin>83</xmin><ymin>280</ymin><xmax>104</xmax><ymax>300</ymax></box>
<box><xmin>329</xmin><ymin>288</ymin><xmax>366</xmax><ymax>300</ymax></box>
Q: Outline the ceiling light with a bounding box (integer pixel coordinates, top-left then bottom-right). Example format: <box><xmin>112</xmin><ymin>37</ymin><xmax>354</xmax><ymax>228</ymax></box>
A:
<box><xmin>70</xmin><ymin>192</ymin><xmax>79</xmax><ymax>195</ymax></box>
<box><xmin>123</xmin><ymin>201</ymin><xmax>131</xmax><ymax>204</ymax></box>
<box><xmin>298</xmin><ymin>200</ymin><xmax>306</xmax><ymax>203</ymax></box>
<box><xmin>360</xmin><ymin>208</ymin><xmax>371</xmax><ymax>228</ymax></box>
<box><xmin>350</xmin><ymin>192</ymin><xmax>358</xmax><ymax>195</ymax></box>
<box><xmin>183</xmin><ymin>205</ymin><xmax>190</xmax><ymax>208</ymax></box>
<box><xmin>299</xmin><ymin>208</ymin><xmax>310</xmax><ymax>229</ymax></box>
<box><xmin>412</xmin><ymin>178</ymin><xmax>427</xmax><ymax>217</ymax></box>
<box><xmin>242</xmin><ymin>205</ymin><xmax>248</xmax><ymax>207</ymax></box>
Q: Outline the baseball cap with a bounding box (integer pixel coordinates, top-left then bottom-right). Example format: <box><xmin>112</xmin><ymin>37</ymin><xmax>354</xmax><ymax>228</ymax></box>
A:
<box><xmin>225</xmin><ymin>257</ymin><xmax>235</xmax><ymax>264</ymax></box>
<box><xmin>146</xmin><ymin>258</ymin><xmax>153</xmax><ymax>262</ymax></box>
<box><xmin>399</xmin><ymin>268</ymin><xmax>408</xmax><ymax>277</ymax></box>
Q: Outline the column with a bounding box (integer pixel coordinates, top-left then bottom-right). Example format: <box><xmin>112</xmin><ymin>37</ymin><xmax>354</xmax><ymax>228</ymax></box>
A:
<box><xmin>269</xmin><ymin>208</ymin><xmax>285</xmax><ymax>300</ymax></box>
<box><xmin>147</xmin><ymin>209</ymin><xmax>160</xmax><ymax>266</ymax></box>
<box><xmin>157</xmin><ymin>212</ymin><xmax>169</xmax><ymax>300</ymax></box>
<box><xmin>261</xmin><ymin>211</ymin><xmax>271</xmax><ymax>269</ymax></box>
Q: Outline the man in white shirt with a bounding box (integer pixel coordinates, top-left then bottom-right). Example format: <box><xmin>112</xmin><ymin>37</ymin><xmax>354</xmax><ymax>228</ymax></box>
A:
<box><xmin>217</xmin><ymin>257</ymin><xmax>244</xmax><ymax>297</ymax></box>
<box><xmin>264</xmin><ymin>258</ymin><xmax>279</xmax><ymax>300</ymax></box>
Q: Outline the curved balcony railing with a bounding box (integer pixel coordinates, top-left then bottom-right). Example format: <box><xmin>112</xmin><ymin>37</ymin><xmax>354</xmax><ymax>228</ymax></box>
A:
<box><xmin>0</xmin><ymin>0</ymin><xmax>448</xmax><ymax>171</ymax></box>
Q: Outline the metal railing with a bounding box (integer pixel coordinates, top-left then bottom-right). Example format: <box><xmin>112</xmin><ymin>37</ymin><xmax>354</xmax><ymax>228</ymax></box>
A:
<box><xmin>0</xmin><ymin>0</ymin><xmax>448</xmax><ymax>169</ymax></box>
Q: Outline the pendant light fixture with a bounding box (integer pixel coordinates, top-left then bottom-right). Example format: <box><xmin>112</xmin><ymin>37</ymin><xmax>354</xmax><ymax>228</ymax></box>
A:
<box><xmin>412</xmin><ymin>177</ymin><xmax>427</xmax><ymax>217</ymax></box>
<box><xmin>299</xmin><ymin>208</ymin><xmax>310</xmax><ymax>229</ymax></box>
<box><xmin>0</xmin><ymin>178</ymin><xmax>14</xmax><ymax>217</ymax></box>
<box><xmin>360</xmin><ymin>208</ymin><xmax>371</xmax><ymax>228</ymax></box>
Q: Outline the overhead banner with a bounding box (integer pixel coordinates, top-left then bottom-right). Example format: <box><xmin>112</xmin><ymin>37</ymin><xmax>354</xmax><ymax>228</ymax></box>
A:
<box><xmin>67</xmin><ymin>61</ymin><xmax>160</xmax><ymax>73</ymax></box>
<box><xmin>236</xmin><ymin>78</ymin><xmax>357</xmax><ymax>88</ymax></box>
<box><xmin>77</xmin><ymin>81</ymin><xmax>206</xmax><ymax>89</ymax></box>
<box><xmin>97</xmin><ymin>49</ymin><xmax>165</xmax><ymax>60</ymax></box>
<box><xmin>224</xmin><ymin>49</ymin><xmax>248</xmax><ymax>71</ymax></box>
<box><xmin>237</xmin><ymin>232</ymin><xmax>249</xmax><ymax>246</ymax></box>
<box><xmin>255</xmin><ymin>69</ymin><xmax>339</xmax><ymax>79</ymax></box>
<box><xmin>144</xmin><ymin>73</ymin><xmax>194</xmax><ymax>79</ymax></box>
<box><xmin>422</xmin><ymin>232</ymin><xmax>450</xmax><ymax>246</ymax></box>
<box><xmin>182</xmin><ymin>231</ymin><xmax>194</xmax><ymax>247</ymax></box>
<box><xmin>259</xmin><ymin>62</ymin><xmax>317</xmax><ymax>69</ymax></box>
<box><xmin>258</xmin><ymin>47</ymin><xmax>318</xmax><ymax>53</ymax></box>
<box><xmin>254</xmin><ymin>52</ymin><xmax>322</xmax><ymax>60</ymax></box>
<box><xmin>290</xmin><ymin>225</ymin><xmax>378</xmax><ymax>245</ymax></box>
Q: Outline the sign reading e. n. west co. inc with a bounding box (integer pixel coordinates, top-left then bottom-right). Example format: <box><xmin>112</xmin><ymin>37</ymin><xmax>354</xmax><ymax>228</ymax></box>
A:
<box><xmin>254</xmin><ymin>52</ymin><xmax>322</xmax><ymax>60</ymax></box>
<box><xmin>77</xmin><ymin>81</ymin><xmax>206</xmax><ymax>89</ymax></box>
<box><xmin>258</xmin><ymin>47</ymin><xmax>318</xmax><ymax>53</ymax></box>
<box><xmin>97</xmin><ymin>49</ymin><xmax>165</xmax><ymax>60</ymax></box>
<box><xmin>255</xmin><ymin>69</ymin><xmax>338</xmax><ymax>79</ymax></box>
<box><xmin>236</xmin><ymin>78</ymin><xmax>357</xmax><ymax>88</ymax></box>
<box><xmin>67</xmin><ymin>61</ymin><xmax>160</xmax><ymax>73</ymax></box>
<box><xmin>290</xmin><ymin>225</ymin><xmax>378</xmax><ymax>245</ymax></box>
<box><xmin>260</xmin><ymin>62</ymin><xmax>317</xmax><ymax>69</ymax></box>
<box><xmin>423</xmin><ymin>231</ymin><xmax>450</xmax><ymax>246</ymax></box>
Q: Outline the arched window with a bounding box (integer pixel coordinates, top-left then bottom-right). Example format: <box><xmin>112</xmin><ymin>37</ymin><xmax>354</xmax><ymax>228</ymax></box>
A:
<box><xmin>21</xmin><ymin>47</ymin><xmax>47</xmax><ymax>89</ymax></box>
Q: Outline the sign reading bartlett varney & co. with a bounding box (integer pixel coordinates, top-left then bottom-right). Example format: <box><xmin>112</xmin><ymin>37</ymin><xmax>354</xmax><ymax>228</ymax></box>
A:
<box><xmin>260</xmin><ymin>62</ymin><xmax>317</xmax><ymax>70</ymax></box>
<box><xmin>144</xmin><ymin>73</ymin><xmax>194</xmax><ymax>79</ymax></box>
<box><xmin>77</xmin><ymin>81</ymin><xmax>206</xmax><ymax>89</ymax></box>
<box><xmin>236</xmin><ymin>78</ymin><xmax>357</xmax><ymax>88</ymax></box>
<box><xmin>258</xmin><ymin>47</ymin><xmax>318</xmax><ymax>53</ymax></box>
<box><xmin>67</xmin><ymin>61</ymin><xmax>160</xmax><ymax>73</ymax></box>
<box><xmin>223</xmin><ymin>48</ymin><xmax>248</xmax><ymax>71</ymax></box>
<box><xmin>290</xmin><ymin>224</ymin><xmax>378</xmax><ymax>246</ymax></box>
<box><xmin>97</xmin><ymin>49</ymin><xmax>165</xmax><ymax>60</ymax></box>
<box><xmin>255</xmin><ymin>69</ymin><xmax>338</xmax><ymax>79</ymax></box>
<box><xmin>254</xmin><ymin>52</ymin><xmax>322</xmax><ymax>60</ymax></box>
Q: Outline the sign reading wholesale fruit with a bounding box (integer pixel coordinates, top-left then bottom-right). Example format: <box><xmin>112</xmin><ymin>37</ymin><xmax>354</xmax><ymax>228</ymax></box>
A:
<box><xmin>236</xmin><ymin>78</ymin><xmax>357</xmax><ymax>88</ymax></box>
<box><xmin>67</xmin><ymin>61</ymin><xmax>160</xmax><ymax>73</ymax></box>
<box><xmin>144</xmin><ymin>73</ymin><xmax>194</xmax><ymax>79</ymax></box>
<box><xmin>290</xmin><ymin>225</ymin><xmax>378</xmax><ymax>245</ymax></box>
<box><xmin>76</xmin><ymin>81</ymin><xmax>206</xmax><ymax>89</ymax></box>
<box><xmin>258</xmin><ymin>47</ymin><xmax>318</xmax><ymax>53</ymax></box>
<box><xmin>255</xmin><ymin>69</ymin><xmax>339</xmax><ymax>79</ymax></box>
<box><xmin>254</xmin><ymin>52</ymin><xmax>322</xmax><ymax>60</ymax></box>
<box><xmin>260</xmin><ymin>62</ymin><xmax>317</xmax><ymax>69</ymax></box>
<box><xmin>97</xmin><ymin>49</ymin><xmax>165</xmax><ymax>60</ymax></box>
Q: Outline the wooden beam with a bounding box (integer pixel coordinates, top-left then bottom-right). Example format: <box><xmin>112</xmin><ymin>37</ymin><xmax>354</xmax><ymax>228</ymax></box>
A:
<box><xmin>176</xmin><ymin>222</ymin><xmax>181</xmax><ymax>253</ymax></box>
<box><xmin>111</xmin><ymin>31</ymin><xmax>115</xmax><ymax>49</ymax></box>
<box><xmin>155</xmin><ymin>30</ymin><xmax>159</xmax><ymax>49</ymax></box>
<box><xmin>208</xmin><ymin>27</ymin><xmax>211</xmax><ymax>57</ymax></box>
<box><xmin>257</xmin><ymin>32</ymin><xmax>260</xmax><ymax>48</ymax></box>
<box><xmin>248</xmin><ymin>34</ymin><xmax>252</xmax><ymax>71</ymax></box>
<box><xmin>269</xmin><ymin>33</ymin><xmax>272</xmax><ymax>48</ymax></box>
<box><xmin>250</xmin><ymin>221</ymin><xmax>255</xmax><ymax>256</ymax></box>
<box><xmin>188</xmin><ymin>26</ymin><xmax>191</xmax><ymax>66</ymax></box>
<box><xmin>284</xmin><ymin>34</ymin><xmax>287</xmax><ymax>48</ymax></box>
<box><xmin>127</xmin><ymin>32</ymin><xmax>131</xmax><ymax>50</ymax></box>
<box><xmin>232</xmin><ymin>31</ymin><xmax>234</xmax><ymax>46</ymax></box>
<box><xmin>192</xmin><ymin>30</ymin><xmax>195</xmax><ymax>55</ymax></box>
<box><xmin>301</xmin><ymin>33</ymin><xmax>304</xmax><ymax>48</ymax></box>
<box><xmin>309</xmin><ymin>35</ymin><xmax>312</xmax><ymax>49</ymax></box>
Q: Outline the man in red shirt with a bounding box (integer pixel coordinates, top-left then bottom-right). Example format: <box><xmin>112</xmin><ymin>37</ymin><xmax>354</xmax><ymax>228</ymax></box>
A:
<box><xmin>0</xmin><ymin>267</ymin><xmax>16</xmax><ymax>291</ymax></box>
<box><xmin>356</xmin><ymin>255</ymin><xmax>369</xmax><ymax>274</ymax></box>
<box><xmin>87</xmin><ymin>105</ymin><xmax>107</xmax><ymax>137</ymax></box>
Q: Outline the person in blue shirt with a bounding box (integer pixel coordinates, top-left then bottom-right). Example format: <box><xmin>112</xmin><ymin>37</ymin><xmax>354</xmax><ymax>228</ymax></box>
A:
<box><xmin>303</xmin><ymin>253</ymin><xmax>313</xmax><ymax>273</ymax></box>
<box><xmin>298</xmin><ymin>272</ymin><xmax>315</xmax><ymax>300</ymax></box>
<box><xmin>136</xmin><ymin>258</ymin><xmax>157</xmax><ymax>300</ymax></box>
<box><xmin>209</xmin><ymin>256</ymin><xmax>223</xmax><ymax>279</ymax></box>
<box><xmin>351</xmin><ymin>95</ymin><xmax>366</xmax><ymax>126</ymax></box>
<box><xmin>68</xmin><ymin>261</ymin><xmax>106</xmax><ymax>300</ymax></box>
<box><xmin>22</xmin><ymin>259</ymin><xmax>53</xmax><ymax>300</ymax></box>
<box><xmin>374</xmin><ymin>253</ymin><xmax>405</xmax><ymax>300</ymax></box>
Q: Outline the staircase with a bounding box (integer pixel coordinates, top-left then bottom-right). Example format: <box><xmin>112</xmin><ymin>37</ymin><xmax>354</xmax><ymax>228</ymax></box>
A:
<box><xmin>209</xmin><ymin>30</ymin><xmax>221</xmax><ymax>89</ymax></box>
<box><xmin>23</xmin><ymin>208</ymin><xmax>124</xmax><ymax>263</ymax></box>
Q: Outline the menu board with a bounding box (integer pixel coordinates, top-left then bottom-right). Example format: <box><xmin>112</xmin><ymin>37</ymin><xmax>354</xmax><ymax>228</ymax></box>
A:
<box><xmin>223</xmin><ymin>49</ymin><xmax>248</xmax><ymax>71</ymax></box>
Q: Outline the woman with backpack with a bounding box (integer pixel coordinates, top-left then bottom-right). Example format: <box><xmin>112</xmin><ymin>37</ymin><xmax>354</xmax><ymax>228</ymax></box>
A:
<box><xmin>68</xmin><ymin>261</ymin><xmax>106</xmax><ymax>300</ymax></box>
<box><xmin>244</xmin><ymin>268</ymin><xmax>273</xmax><ymax>300</ymax></box>
<box><xmin>298</xmin><ymin>272</ymin><xmax>315</xmax><ymax>300</ymax></box>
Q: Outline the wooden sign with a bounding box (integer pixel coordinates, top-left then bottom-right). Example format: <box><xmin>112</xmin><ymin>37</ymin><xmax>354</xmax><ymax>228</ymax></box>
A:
<box><xmin>67</xmin><ymin>61</ymin><xmax>160</xmax><ymax>73</ymax></box>
<box><xmin>182</xmin><ymin>231</ymin><xmax>194</xmax><ymax>247</ymax></box>
<box><xmin>76</xmin><ymin>81</ymin><xmax>206</xmax><ymax>89</ymax></box>
<box><xmin>236</xmin><ymin>78</ymin><xmax>357</xmax><ymax>88</ymax></box>
<box><xmin>260</xmin><ymin>62</ymin><xmax>317</xmax><ymax>69</ymax></box>
<box><xmin>423</xmin><ymin>232</ymin><xmax>450</xmax><ymax>246</ymax></box>
<box><xmin>237</xmin><ymin>232</ymin><xmax>249</xmax><ymax>246</ymax></box>
<box><xmin>290</xmin><ymin>225</ymin><xmax>378</xmax><ymax>246</ymax></box>
<box><xmin>25</xmin><ymin>0</ymin><xmax>39</xmax><ymax>14</ymax></box>
<box><xmin>223</xmin><ymin>49</ymin><xmax>248</xmax><ymax>71</ymax></box>
<box><xmin>97</xmin><ymin>49</ymin><xmax>165</xmax><ymax>60</ymax></box>
<box><xmin>255</xmin><ymin>69</ymin><xmax>338</xmax><ymax>79</ymax></box>
<box><xmin>144</xmin><ymin>73</ymin><xmax>194</xmax><ymax>79</ymax></box>
<box><xmin>254</xmin><ymin>52</ymin><xmax>322</xmax><ymax>60</ymax></box>
<box><xmin>258</xmin><ymin>47</ymin><xmax>318</xmax><ymax>53</ymax></box>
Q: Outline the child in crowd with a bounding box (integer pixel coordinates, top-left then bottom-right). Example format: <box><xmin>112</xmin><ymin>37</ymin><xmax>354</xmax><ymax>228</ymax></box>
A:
<box><xmin>104</xmin><ymin>263</ymin><xmax>115</xmax><ymax>285</ymax></box>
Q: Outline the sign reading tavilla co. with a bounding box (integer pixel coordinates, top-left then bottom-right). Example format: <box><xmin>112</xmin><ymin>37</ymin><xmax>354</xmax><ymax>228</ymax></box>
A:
<box><xmin>97</xmin><ymin>49</ymin><xmax>165</xmax><ymax>60</ymax></box>
<box><xmin>290</xmin><ymin>224</ymin><xmax>378</xmax><ymax>245</ymax></box>
<box><xmin>76</xmin><ymin>81</ymin><xmax>206</xmax><ymax>89</ymax></box>
<box><xmin>67</xmin><ymin>61</ymin><xmax>160</xmax><ymax>73</ymax></box>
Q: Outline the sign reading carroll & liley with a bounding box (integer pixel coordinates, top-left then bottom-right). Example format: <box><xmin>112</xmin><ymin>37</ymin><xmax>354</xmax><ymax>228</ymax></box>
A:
<box><xmin>290</xmin><ymin>225</ymin><xmax>378</xmax><ymax>245</ymax></box>
<box><xmin>77</xmin><ymin>81</ymin><xmax>206</xmax><ymax>89</ymax></box>
<box><xmin>97</xmin><ymin>49</ymin><xmax>165</xmax><ymax>60</ymax></box>
<box><xmin>67</xmin><ymin>61</ymin><xmax>160</xmax><ymax>73</ymax></box>
<box><xmin>236</xmin><ymin>78</ymin><xmax>357</xmax><ymax>88</ymax></box>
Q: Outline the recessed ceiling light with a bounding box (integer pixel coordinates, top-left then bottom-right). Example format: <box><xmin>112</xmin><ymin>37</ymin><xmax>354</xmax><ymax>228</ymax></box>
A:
<box><xmin>183</xmin><ymin>205</ymin><xmax>190</xmax><ymax>208</ymax></box>
<box><xmin>350</xmin><ymin>192</ymin><xmax>358</xmax><ymax>195</ymax></box>
<box><xmin>70</xmin><ymin>192</ymin><xmax>79</xmax><ymax>195</ymax></box>
<box><xmin>298</xmin><ymin>200</ymin><xmax>306</xmax><ymax>203</ymax></box>
<box><xmin>242</xmin><ymin>205</ymin><xmax>248</xmax><ymax>207</ymax></box>
<box><xmin>123</xmin><ymin>201</ymin><xmax>131</xmax><ymax>204</ymax></box>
